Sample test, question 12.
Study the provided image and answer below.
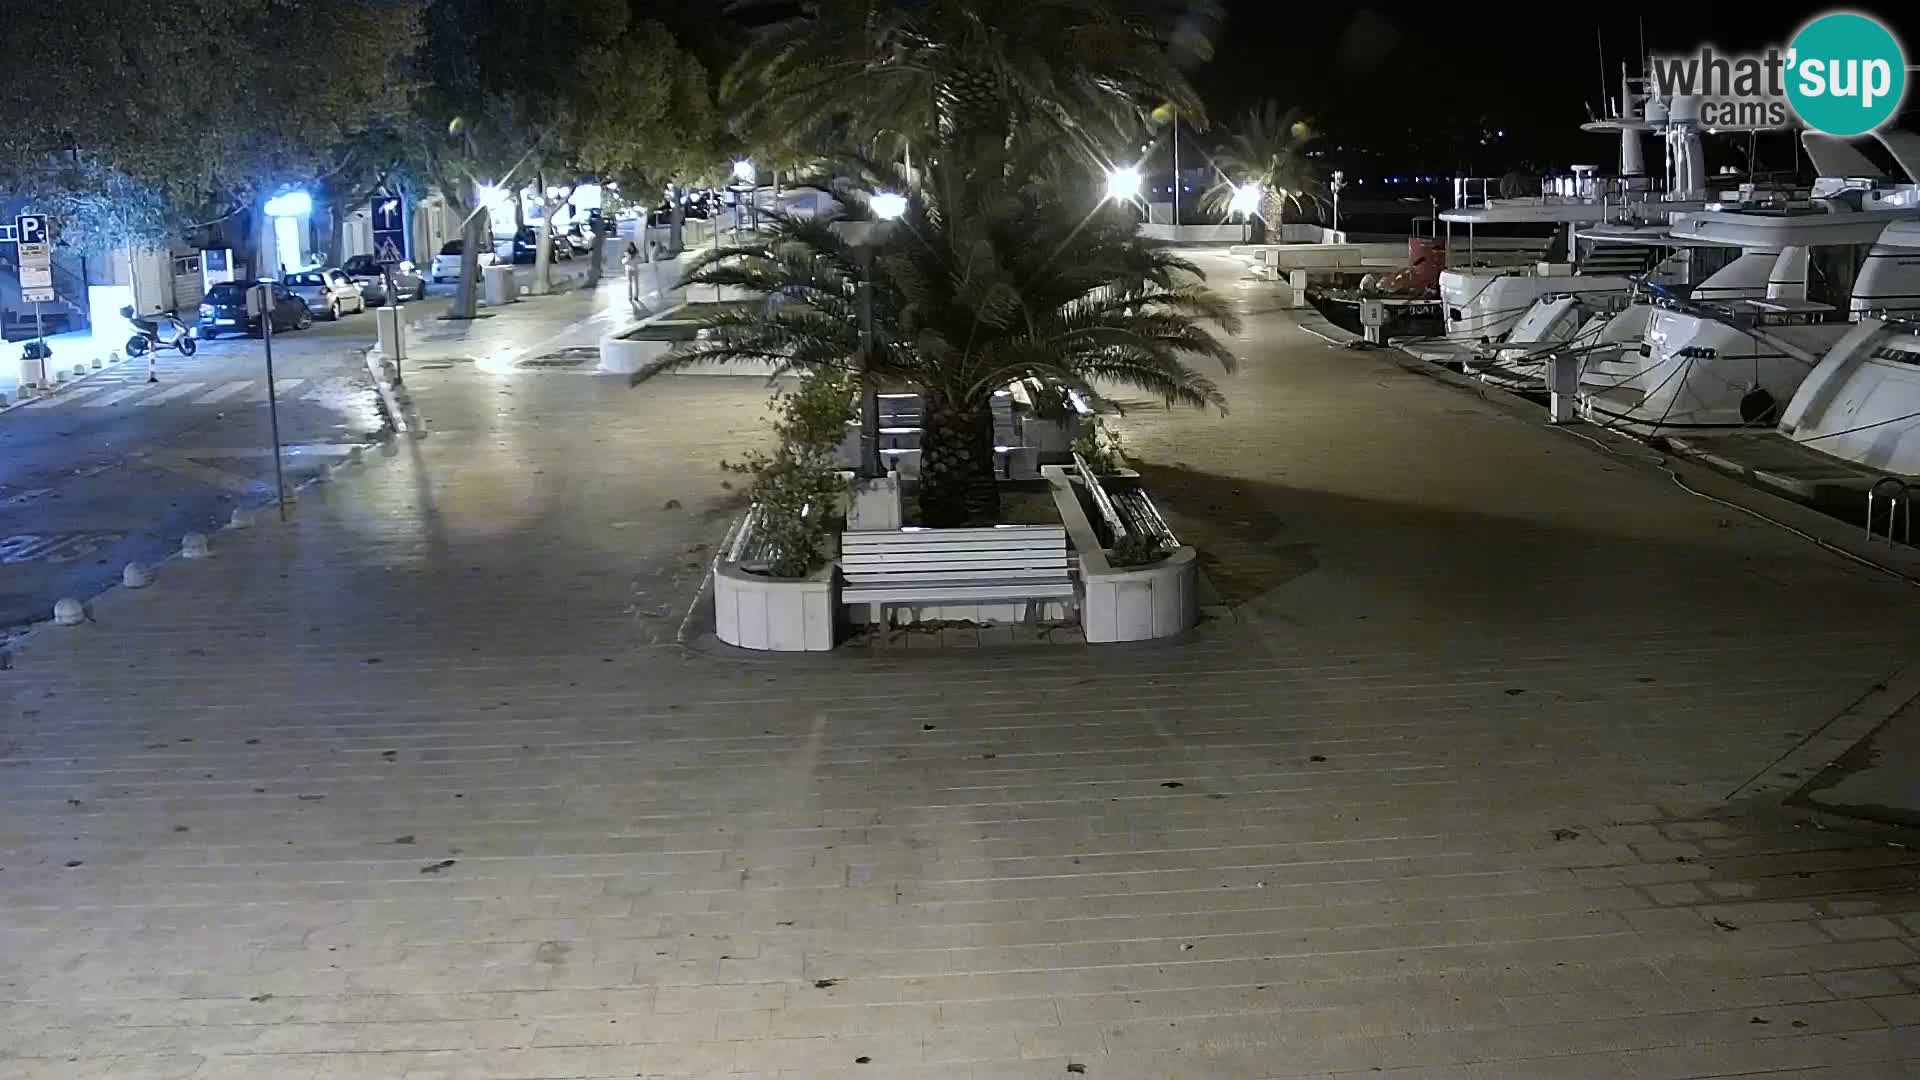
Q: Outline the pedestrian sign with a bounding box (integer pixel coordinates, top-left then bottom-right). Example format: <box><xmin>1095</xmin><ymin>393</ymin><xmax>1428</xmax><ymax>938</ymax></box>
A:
<box><xmin>374</xmin><ymin>237</ymin><xmax>405</xmax><ymax>266</ymax></box>
<box><xmin>370</xmin><ymin>195</ymin><xmax>407</xmax><ymax>266</ymax></box>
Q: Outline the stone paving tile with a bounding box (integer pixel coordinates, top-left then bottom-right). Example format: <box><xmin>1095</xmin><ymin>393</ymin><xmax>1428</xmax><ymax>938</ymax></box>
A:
<box><xmin>3</xmin><ymin>270</ymin><xmax>1919</xmax><ymax>1078</ymax></box>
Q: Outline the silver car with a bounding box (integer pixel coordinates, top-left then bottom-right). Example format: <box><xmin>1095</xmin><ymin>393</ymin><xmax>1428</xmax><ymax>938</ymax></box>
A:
<box><xmin>341</xmin><ymin>254</ymin><xmax>428</xmax><ymax>304</ymax></box>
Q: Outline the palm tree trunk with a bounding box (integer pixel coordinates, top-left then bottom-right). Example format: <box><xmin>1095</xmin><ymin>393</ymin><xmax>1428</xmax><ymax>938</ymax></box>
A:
<box><xmin>919</xmin><ymin>394</ymin><xmax>997</xmax><ymax>527</ymax></box>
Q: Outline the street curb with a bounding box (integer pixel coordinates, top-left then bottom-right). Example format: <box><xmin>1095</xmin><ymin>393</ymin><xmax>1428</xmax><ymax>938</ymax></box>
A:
<box><xmin>0</xmin><ymin>346</ymin><xmax>135</xmax><ymax>416</ymax></box>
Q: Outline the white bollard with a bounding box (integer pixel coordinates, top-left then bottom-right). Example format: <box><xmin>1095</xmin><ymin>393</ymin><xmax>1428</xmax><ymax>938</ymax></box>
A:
<box><xmin>482</xmin><ymin>264</ymin><xmax>516</xmax><ymax>306</ymax></box>
<box><xmin>90</xmin><ymin>356</ymin><xmax>103</xmax><ymax>369</ymax></box>
<box><xmin>109</xmin><ymin>350</ymin><xmax>122</xmax><ymax>364</ymax></box>
<box><xmin>72</xmin><ymin>365</ymin><xmax>87</xmax><ymax>379</ymax></box>
<box><xmin>348</xmin><ymin>445</ymin><xmax>365</xmax><ymax>463</ymax></box>
<box><xmin>1546</xmin><ymin>352</ymin><xmax>1580</xmax><ymax>424</ymax></box>
<box><xmin>375</xmin><ymin>305</ymin><xmax>403</xmax><ymax>361</ymax></box>
<box><xmin>181</xmin><ymin>532</ymin><xmax>210</xmax><ymax>559</ymax></box>
<box><xmin>52</xmin><ymin>598</ymin><xmax>85</xmax><ymax>626</ymax></box>
<box><xmin>122</xmin><ymin>562</ymin><xmax>152</xmax><ymax>588</ymax></box>
<box><xmin>229</xmin><ymin>507</ymin><xmax>256</xmax><ymax>529</ymax></box>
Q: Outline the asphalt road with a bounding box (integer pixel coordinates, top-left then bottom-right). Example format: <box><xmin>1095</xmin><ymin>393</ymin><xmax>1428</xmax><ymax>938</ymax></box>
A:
<box><xmin>0</xmin><ymin>305</ymin><xmax>394</xmax><ymax>633</ymax></box>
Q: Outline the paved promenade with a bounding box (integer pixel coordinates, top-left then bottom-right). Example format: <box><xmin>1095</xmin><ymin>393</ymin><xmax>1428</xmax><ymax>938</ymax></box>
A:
<box><xmin>2</xmin><ymin>266</ymin><xmax>1917</xmax><ymax>1079</ymax></box>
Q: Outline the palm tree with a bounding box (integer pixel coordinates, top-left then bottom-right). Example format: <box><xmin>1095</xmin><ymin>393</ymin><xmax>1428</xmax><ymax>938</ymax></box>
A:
<box><xmin>637</xmin><ymin>153</ymin><xmax>1240</xmax><ymax>527</ymax></box>
<box><xmin>725</xmin><ymin>0</ymin><xmax>1220</xmax><ymax>163</ymax></box>
<box><xmin>1203</xmin><ymin>102</ymin><xmax>1324</xmax><ymax>236</ymax></box>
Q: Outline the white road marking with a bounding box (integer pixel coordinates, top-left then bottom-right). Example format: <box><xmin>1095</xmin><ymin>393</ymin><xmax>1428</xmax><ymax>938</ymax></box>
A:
<box><xmin>192</xmin><ymin>381</ymin><xmax>254</xmax><ymax>404</ymax></box>
<box><xmin>24</xmin><ymin>386</ymin><xmax>116</xmax><ymax>408</ymax></box>
<box><xmin>138</xmin><ymin>382</ymin><xmax>207</xmax><ymax>405</ymax></box>
<box><xmin>261</xmin><ymin>378</ymin><xmax>304</xmax><ymax>397</ymax></box>
<box><xmin>86</xmin><ymin>386</ymin><xmax>162</xmax><ymax>407</ymax></box>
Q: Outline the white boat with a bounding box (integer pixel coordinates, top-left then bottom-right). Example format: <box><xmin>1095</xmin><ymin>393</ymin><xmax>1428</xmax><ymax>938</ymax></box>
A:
<box><xmin>1770</xmin><ymin>222</ymin><xmax>1920</xmax><ymax>477</ymax></box>
<box><xmin>1578</xmin><ymin>132</ymin><xmax>1920</xmax><ymax>432</ymax></box>
<box><xmin>1424</xmin><ymin>81</ymin><xmax>1764</xmax><ymax>354</ymax></box>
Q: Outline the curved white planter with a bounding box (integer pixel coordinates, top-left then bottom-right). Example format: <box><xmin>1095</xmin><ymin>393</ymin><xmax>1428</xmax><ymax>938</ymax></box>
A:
<box><xmin>714</xmin><ymin>561</ymin><xmax>836</xmax><ymax>651</ymax></box>
<box><xmin>1043</xmin><ymin>465</ymin><xmax>1200</xmax><ymax>643</ymax></box>
<box><xmin>1079</xmin><ymin>547</ymin><xmax>1199</xmax><ymax>643</ymax></box>
<box><xmin>597</xmin><ymin>334</ymin><xmax>657</xmax><ymax>375</ymax></box>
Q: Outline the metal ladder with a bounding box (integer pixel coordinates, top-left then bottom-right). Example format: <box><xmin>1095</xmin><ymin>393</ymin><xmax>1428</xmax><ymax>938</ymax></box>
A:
<box><xmin>1866</xmin><ymin>477</ymin><xmax>1912</xmax><ymax>546</ymax></box>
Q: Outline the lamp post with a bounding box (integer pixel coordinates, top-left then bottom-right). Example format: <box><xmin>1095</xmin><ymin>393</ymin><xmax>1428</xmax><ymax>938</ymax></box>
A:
<box><xmin>1330</xmin><ymin>170</ymin><xmax>1346</xmax><ymax>235</ymax></box>
<box><xmin>731</xmin><ymin>160</ymin><xmax>756</xmax><ymax>236</ymax></box>
<box><xmin>1229</xmin><ymin>182</ymin><xmax>1261</xmax><ymax>243</ymax></box>
<box><xmin>844</xmin><ymin>192</ymin><xmax>907</xmax><ymax>479</ymax></box>
<box><xmin>1104</xmin><ymin>165</ymin><xmax>1142</xmax><ymax>204</ymax></box>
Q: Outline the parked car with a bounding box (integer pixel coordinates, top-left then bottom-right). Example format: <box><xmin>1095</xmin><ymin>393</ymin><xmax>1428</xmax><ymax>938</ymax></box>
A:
<box><xmin>281</xmin><ymin>268</ymin><xmax>366</xmax><ymax>320</ymax></box>
<box><xmin>499</xmin><ymin>228</ymin><xmax>571</xmax><ymax>265</ymax></box>
<box><xmin>340</xmin><ymin>254</ymin><xmax>428</xmax><ymax>303</ymax></box>
<box><xmin>197</xmin><ymin>280</ymin><xmax>312</xmax><ymax>338</ymax></box>
<box><xmin>562</xmin><ymin>224</ymin><xmax>595</xmax><ymax>255</ymax></box>
<box><xmin>430</xmin><ymin>239</ymin><xmax>499</xmax><ymax>283</ymax></box>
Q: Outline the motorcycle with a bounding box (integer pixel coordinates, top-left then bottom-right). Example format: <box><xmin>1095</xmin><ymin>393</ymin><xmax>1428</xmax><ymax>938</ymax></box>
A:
<box><xmin>120</xmin><ymin>306</ymin><xmax>196</xmax><ymax>358</ymax></box>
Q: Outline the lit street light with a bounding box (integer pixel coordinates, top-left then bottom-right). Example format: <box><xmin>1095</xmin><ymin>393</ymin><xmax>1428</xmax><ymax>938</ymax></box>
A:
<box><xmin>870</xmin><ymin>191</ymin><xmax>907</xmax><ymax>221</ymax></box>
<box><xmin>1228</xmin><ymin>182</ymin><xmax>1261</xmax><ymax>218</ymax></box>
<box><xmin>1104</xmin><ymin>165</ymin><xmax>1143</xmax><ymax>202</ymax></box>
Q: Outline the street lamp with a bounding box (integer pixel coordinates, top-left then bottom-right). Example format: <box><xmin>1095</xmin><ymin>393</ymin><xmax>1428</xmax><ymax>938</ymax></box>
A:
<box><xmin>870</xmin><ymin>191</ymin><xmax>907</xmax><ymax>221</ymax></box>
<box><xmin>1330</xmin><ymin>170</ymin><xmax>1346</xmax><ymax>235</ymax></box>
<box><xmin>1104</xmin><ymin>165</ymin><xmax>1143</xmax><ymax>202</ymax></box>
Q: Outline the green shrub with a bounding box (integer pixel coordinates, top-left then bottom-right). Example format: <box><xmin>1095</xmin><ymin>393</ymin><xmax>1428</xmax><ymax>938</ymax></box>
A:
<box><xmin>1108</xmin><ymin>530</ymin><xmax>1169</xmax><ymax>568</ymax></box>
<box><xmin>737</xmin><ymin>372</ymin><xmax>855</xmax><ymax>578</ymax></box>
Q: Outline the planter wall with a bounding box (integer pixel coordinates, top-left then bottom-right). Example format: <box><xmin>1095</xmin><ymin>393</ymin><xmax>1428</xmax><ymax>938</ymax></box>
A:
<box><xmin>1042</xmin><ymin>465</ymin><xmax>1200</xmax><ymax>643</ymax></box>
<box><xmin>714</xmin><ymin>561</ymin><xmax>836</xmax><ymax>651</ymax></box>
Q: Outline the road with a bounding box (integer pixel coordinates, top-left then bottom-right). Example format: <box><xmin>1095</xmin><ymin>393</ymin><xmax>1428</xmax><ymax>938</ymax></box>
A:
<box><xmin>0</xmin><ymin>259</ymin><xmax>682</xmax><ymax>635</ymax></box>
<box><xmin>0</xmin><ymin>306</ymin><xmax>395</xmax><ymax>632</ymax></box>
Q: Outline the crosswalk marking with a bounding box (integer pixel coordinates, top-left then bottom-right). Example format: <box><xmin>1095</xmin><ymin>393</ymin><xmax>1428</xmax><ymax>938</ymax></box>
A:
<box><xmin>264</xmin><ymin>378</ymin><xmax>304</xmax><ymax>397</ymax></box>
<box><xmin>193</xmin><ymin>381</ymin><xmax>253</xmax><ymax>405</ymax></box>
<box><xmin>139</xmin><ymin>382</ymin><xmax>207</xmax><ymax>405</ymax></box>
<box><xmin>86</xmin><ymin>386</ymin><xmax>162</xmax><ymax>407</ymax></box>
<box><xmin>25</xmin><ymin>385</ymin><xmax>116</xmax><ymax>408</ymax></box>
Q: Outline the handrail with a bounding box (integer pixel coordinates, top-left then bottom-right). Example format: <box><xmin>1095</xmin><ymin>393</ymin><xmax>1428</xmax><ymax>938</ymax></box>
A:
<box><xmin>1070</xmin><ymin>451</ymin><xmax>1128</xmax><ymax>543</ymax></box>
<box><xmin>1867</xmin><ymin>477</ymin><xmax>1911</xmax><ymax>547</ymax></box>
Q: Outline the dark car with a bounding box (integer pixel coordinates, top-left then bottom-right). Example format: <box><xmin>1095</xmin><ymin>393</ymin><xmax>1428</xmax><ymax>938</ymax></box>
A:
<box><xmin>197</xmin><ymin>280</ymin><xmax>312</xmax><ymax>338</ymax></box>
<box><xmin>500</xmin><ymin>228</ymin><xmax>571</xmax><ymax>265</ymax></box>
<box><xmin>341</xmin><ymin>254</ymin><xmax>427</xmax><ymax>303</ymax></box>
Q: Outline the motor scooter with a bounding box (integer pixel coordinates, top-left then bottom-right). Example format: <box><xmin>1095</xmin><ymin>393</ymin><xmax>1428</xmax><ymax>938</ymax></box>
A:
<box><xmin>120</xmin><ymin>305</ymin><xmax>196</xmax><ymax>358</ymax></box>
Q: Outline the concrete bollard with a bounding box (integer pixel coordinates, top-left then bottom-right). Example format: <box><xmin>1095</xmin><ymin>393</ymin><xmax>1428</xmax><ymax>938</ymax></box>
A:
<box><xmin>229</xmin><ymin>507</ymin><xmax>256</xmax><ymax>529</ymax></box>
<box><xmin>181</xmin><ymin>532</ymin><xmax>210</xmax><ymax>559</ymax></box>
<box><xmin>122</xmin><ymin>562</ymin><xmax>152</xmax><ymax>588</ymax></box>
<box><xmin>91</xmin><ymin>356</ymin><xmax>103</xmax><ymax>369</ymax></box>
<box><xmin>348</xmin><ymin>445</ymin><xmax>365</xmax><ymax>463</ymax></box>
<box><xmin>72</xmin><ymin>365</ymin><xmax>87</xmax><ymax>379</ymax></box>
<box><xmin>109</xmin><ymin>351</ymin><xmax>122</xmax><ymax>364</ymax></box>
<box><xmin>53</xmin><ymin>598</ymin><xmax>85</xmax><ymax>626</ymax></box>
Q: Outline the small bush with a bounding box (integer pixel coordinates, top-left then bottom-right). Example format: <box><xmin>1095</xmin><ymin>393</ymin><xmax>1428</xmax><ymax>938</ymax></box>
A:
<box><xmin>1108</xmin><ymin>531</ymin><xmax>1169</xmax><ymax>568</ymax></box>
<box><xmin>1073</xmin><ymin>417</ymin><xmax>1128</xmax><ymax>475</ymax></box>
<box><xmin>735</xmin><ymin>371</ymin><xmax>855</xmax><ymax>578</ymax></box>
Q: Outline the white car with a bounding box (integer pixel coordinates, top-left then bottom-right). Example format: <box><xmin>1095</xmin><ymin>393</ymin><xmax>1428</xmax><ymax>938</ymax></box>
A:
<box><xmin>282</xmin><ymin>268</ymin><xmax>366</xmax><ymax>320</ymax></box>
<box><xmin>430</xmin><ymin>239</ymin><xmax>500</xmax><ymax>283</ymax></box>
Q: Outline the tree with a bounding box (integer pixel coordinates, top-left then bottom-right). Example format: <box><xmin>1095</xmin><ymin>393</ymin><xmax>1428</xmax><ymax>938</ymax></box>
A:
<box><xmin>1202</xmin><ymin>103</ymin><xmax>1324</xmax><ymax>237</ymax></box>
<box><xmin>640</xmin><ymin>150</ymin><xmax>1239</xmax><ymax>526</ymax></box>
<box><xmin>726</xmin><ymin>0</ymin><xmax>1219</xmax><ymax>165</ymax></box>
<box><xmin>1</xmin><ymin>1</ymin><xmax>417</xmax><ymax>253</ymax></box>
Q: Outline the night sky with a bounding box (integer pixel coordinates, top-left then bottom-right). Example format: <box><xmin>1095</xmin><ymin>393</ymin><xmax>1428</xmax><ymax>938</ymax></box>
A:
<box><xmin>1195</xmin><ymin>2</ymin><xmax>1920</xmax><ymax>174</ymax></box>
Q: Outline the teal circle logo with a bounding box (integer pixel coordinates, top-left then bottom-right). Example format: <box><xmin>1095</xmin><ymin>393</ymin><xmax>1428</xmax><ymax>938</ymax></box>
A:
<box><xmin>1787</xmin><ymin>13</ymin><xmax>1907</xmax><ymax>136</ymax></box>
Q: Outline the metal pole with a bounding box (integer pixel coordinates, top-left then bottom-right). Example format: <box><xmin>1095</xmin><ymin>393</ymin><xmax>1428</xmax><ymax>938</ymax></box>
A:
<box><xmin>1171</xmin><ymin>111</ymin><xmax>1180</xmax><ymax>228</ymax></box>
<box><xmin>32</xmin><ymin>301</ymin><xmax>46</xmax><ymax>386</ymax></box>
<box><xmin>857</xmin><ymin>246</ymin><xmax>881</xmax><ymax>479</ymax></box>
<box><xmin>384</xmin><ymin>268</ymin><xmax>403</xmax><ymax>385</ymax></box>
<box><xmin>262</xmin><ymin>308</ymin><xmax>288</xmax><ymax>522</ymax></box>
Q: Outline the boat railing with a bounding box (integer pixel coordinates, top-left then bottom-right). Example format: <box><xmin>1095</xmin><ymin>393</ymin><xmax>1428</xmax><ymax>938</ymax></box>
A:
<box><xmin>1867</xmin><ymin>477</ymin><xmax>1912</xmax><ymax>547</ymax></box>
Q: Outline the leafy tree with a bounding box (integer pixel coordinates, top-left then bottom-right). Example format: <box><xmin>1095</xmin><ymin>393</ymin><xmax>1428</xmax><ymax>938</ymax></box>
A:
<box><xmin>727</xmin><ymin>0</ymin><xmax>1219</xmax><ymax>163</ymax></box>
<box><xmin>1202</xmin><ymin>103</ymin><xmax>1324</xmax><ymax>236</ymax></box>
<box><xmin>1</xmin><ymin>1</ymin><xmax>416</xmax><ymax>252</ymax></box>
<box><xmin>641</xmin><ymin>150</ymin><xmax>1238</xmax><ymax>526</ymax></box>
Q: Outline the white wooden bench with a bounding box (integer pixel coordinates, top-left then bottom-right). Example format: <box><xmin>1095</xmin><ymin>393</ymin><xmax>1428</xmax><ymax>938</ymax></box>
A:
<box><xmin>840</xmin><ymin>526</ymin><xmax>1076</xmax><ymax>626</ymax></box>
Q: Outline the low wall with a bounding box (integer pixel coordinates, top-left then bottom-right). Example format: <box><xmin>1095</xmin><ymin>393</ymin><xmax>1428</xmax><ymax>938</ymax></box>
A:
<box><xmin>1137</xmin><ymin>223</ymin><xmax>1248</xmax><ymax>243</ymax></box>
<box><xmin>1042</xmin><ymin>466</ymin><xmax>1199</xmax><ymax>643</ymax></box>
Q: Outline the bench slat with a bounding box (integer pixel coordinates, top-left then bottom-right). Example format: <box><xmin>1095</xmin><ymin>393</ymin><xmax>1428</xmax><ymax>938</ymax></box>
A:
<box><xmin>843</xmin><ymin>583</ymin><xmax>1074</xmax><ymax>603</ymax></box>
<box><xmin>844</xmin><ymin>540</ymin><xmax>1065</xmax><ymax>556</ymax></box>
<box><xmin>847</xmin><ymin>564</ymin><xmax>1069</xmax><ymax>579</ymax></box>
